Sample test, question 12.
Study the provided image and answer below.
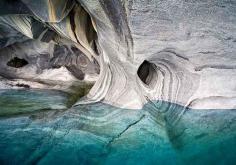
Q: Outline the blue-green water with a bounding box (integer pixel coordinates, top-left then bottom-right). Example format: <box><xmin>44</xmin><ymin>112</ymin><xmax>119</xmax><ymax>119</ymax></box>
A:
<box><xmin>0</xmin><ymin>89</ymin><xmax>236</xmax><ymax>165</ymax></box>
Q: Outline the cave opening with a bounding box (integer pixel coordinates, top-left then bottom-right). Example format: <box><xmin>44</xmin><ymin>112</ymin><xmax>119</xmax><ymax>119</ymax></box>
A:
<box><xmin>138</xmin><ymin>60</ymin><xmax>157</xmax><ymax>87</ymax></box>
<box><xmin>7</xmin><ymin>57</ymin><xmax>28</xmax><ymax>68</ymax></box>
<box><xmin>0</xmin><ymin>1</ymin><xmax>100</xmax><ymax>105</ymax></box>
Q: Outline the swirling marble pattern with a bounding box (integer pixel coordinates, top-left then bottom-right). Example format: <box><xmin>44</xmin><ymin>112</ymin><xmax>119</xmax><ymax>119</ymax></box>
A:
<box><xmin>0</xmin><ymin>1</ymin><xmax>236</xmax><ymax>164</ymax></box>
<box><xmin>0</xmin><ymin>0</ymin><xmax>236</xmax><ymax>108</ymax></box>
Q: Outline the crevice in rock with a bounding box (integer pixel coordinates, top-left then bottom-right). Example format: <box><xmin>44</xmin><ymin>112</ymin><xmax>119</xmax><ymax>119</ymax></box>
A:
<box><xmin>106</xmin><ymin>114</ymin><xmax>145</xmax><ymax>147</ymax></box>
<box><xmin>7</xmin><ymin>57</ymin><xmax>28</xmax><ymax>68</ymax></box>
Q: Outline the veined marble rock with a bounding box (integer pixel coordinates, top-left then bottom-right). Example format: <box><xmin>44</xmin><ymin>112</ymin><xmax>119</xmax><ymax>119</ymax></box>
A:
<box><xmin>0</xmin><ymin>0</ymin><xmax>236</xmax><ymax>110</ymax></box>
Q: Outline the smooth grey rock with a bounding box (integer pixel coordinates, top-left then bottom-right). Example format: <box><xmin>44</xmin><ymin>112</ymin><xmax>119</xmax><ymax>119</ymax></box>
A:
<box><xmin>0</xmin><ymin>0</ymin><xmax>235</xmax><ymax>109</ymax></box>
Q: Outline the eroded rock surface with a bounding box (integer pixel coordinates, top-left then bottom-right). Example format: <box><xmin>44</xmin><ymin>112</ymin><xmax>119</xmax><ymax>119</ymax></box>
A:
<box><xmin>0</xmin><ymin>0</ymin><xmax>236</xmax><ymax>108</ymax></box>
<box><xmin>0</xmin><ymin>1</ymin><xmax>236</xmax><ymax>164</ymax></box>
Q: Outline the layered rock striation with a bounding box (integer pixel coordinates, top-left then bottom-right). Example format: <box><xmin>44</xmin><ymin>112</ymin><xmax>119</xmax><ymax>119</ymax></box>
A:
<box><xmin>0</xmin><ymin>0</ymin><xmax>236</xmax><ymax>110</ymax></box>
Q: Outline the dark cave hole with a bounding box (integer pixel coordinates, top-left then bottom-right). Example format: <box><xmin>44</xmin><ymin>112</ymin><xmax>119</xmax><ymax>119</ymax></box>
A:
<box><xmin>15</xmin><ymin>83</ymin><xmax>30</xmax><ymax>88</ymax></box>
<box><xmin>7</xmin><ymin>57</ymin><xmax>28</xmax><ymax>68</ymax></box>
<box><xmin>138</xmin><ymin>60</ymin><xmax>157</xmax><ymax>87</ymax></box>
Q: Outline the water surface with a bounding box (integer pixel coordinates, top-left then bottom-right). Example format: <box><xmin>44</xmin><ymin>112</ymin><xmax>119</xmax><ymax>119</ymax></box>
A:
<box><xmin>0</xmin><ymin>89</ymin><xmax>235</xmax><ymax>165</ymax></box>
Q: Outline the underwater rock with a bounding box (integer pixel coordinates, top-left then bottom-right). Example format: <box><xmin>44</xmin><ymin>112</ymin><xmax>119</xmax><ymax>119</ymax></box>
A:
<box><xmin>0</xmin><ymin>101</ymin><xmax>236</xmax><ymax>164</ymax></box>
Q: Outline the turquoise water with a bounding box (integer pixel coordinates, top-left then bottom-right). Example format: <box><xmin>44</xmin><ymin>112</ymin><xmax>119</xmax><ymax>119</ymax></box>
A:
<box><xmin>0</xmin><ymin>89</ymin><xmax>236</xmax><ymax>165</ymax></box>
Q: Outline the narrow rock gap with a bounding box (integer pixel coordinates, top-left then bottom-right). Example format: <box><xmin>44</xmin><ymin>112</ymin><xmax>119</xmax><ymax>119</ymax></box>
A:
<box><xmin>106</xmin><ymin>114</ymin><xmax>145</xmax><ymax>147</ymax></box>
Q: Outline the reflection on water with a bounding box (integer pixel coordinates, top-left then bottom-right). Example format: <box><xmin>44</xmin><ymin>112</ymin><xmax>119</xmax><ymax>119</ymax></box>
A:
<box><xmin>0</xmin><ymin>89</ymin><xmax>235</xmax><ymax>165</ymax></box>
<box><xmin>0</xmin><ymin>89</ymin><xmax>68</xmax><ymax>116</ymax></box>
